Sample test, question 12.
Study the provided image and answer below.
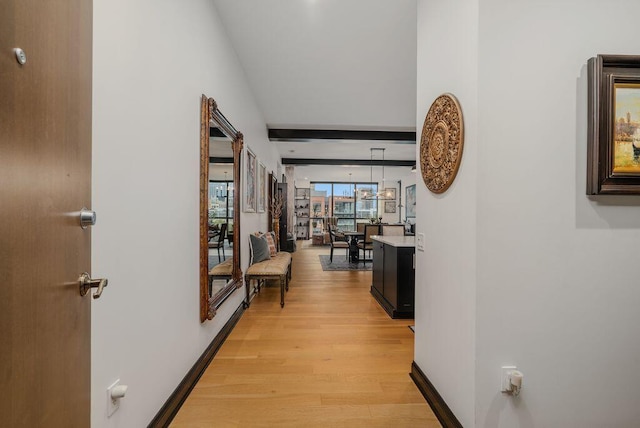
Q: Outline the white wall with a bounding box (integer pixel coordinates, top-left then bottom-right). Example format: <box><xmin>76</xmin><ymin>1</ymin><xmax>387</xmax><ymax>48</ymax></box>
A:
<box><xmin>415</xmin><ymin>1</ymin><xmax>479</xmax><ymax>426</ymax></box>
<box><xmin>92</xmin><ymin>1</ymin><xmax>278</xmax><ymax>426</ymax></box>
<box><xmin>475</xmin><ymin>1</ymin><xmax>640</xmax><ymax>426</ymax></box>
<box><xmin>375</xmin><ymin>177</ymin><xmax>420</xmax><ymax>225</ymax></box>
<box><xmin>417</xmin><ymin>0</ymin><xmax>640</xmax><ymax>427</ymax></box>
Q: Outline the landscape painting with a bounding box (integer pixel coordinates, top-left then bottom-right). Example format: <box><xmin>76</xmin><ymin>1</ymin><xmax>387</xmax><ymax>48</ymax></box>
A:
<box><xmin>613</xmin><ymin>83</ymin><xmax>640</xmax><ymax>174</ymax></box>
<box><xmin>406</xmin><ymin>184</ymin><xmax>416</xmax><ymax>218</ymax></box>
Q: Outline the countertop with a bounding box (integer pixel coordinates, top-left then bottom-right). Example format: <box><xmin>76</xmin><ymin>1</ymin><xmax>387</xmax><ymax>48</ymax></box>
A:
<box><xmin>371</xmin><ymin>235</ymin><xmax>415</xmax><ymax>248</ymax></box>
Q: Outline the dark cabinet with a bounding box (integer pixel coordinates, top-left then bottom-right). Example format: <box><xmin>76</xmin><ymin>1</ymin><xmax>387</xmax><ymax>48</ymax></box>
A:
<box><xmin>371</xmin><ymin>239</ymin><xmax>415</xmax><ymax>319</ymax></box>
<box><xmin>372</xmin><ymin>240</ymin><xmax>384</xmax><ymax>295</ymax></box>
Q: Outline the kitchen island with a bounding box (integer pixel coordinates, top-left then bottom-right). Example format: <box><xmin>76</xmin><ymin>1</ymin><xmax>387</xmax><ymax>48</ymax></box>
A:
<box><xmin>370</xmin><ymin>235</ymin><xmax>415</xmax><ymax>319</ymax></box>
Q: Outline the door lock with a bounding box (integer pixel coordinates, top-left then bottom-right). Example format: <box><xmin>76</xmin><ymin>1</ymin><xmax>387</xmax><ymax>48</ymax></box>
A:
<box><xmin>79</xmin><ymin>272</ymin><xmax>108</xmax><ymax>299</ymax></box>
<box><xmin>79</xmin><ymin>208</ymin><xmax>97</xmax><ymax>229</ymax></box>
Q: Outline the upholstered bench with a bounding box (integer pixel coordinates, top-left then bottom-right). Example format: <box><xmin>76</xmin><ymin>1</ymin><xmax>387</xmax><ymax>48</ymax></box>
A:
<box><xmin>209</xmin><ymin>258</ymin><xmax>233</xmax><ymax>280</ymax></box>
<box><xmin>208</xmin><ymin>258</ymin><xmax>233</xmax><ymax>294</ymax></box>
<box><xmin>245</xmin><ymin>233</ymin><xmax>292</xmax><ymax>308</ymax></box>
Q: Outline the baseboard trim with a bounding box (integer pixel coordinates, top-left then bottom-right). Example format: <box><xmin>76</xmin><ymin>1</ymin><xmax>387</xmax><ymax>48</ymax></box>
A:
<box><xmin>410</xmin><ymin>361</ymin><xmax>463</xmax><ymax>428</ymax></box>
<box><xmin>148</xmin><ymin>304</ymin><xmax>245</xmax><ymax>428</ymax></box>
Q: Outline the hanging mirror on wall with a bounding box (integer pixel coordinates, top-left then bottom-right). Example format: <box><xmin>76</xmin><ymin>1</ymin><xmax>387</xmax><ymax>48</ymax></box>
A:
<box><xmin>200</xmin><ymin>95</ymin><xmax>243</xmax><ymax>322</ymax></box>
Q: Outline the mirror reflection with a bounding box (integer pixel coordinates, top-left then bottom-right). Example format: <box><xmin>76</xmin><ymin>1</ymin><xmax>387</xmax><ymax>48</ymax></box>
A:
<box><xmin>208</xmin><ymin>130</ymin><xmax>234</xmax><ymax>298</ymax></box>
<box><xmin>200</xmin><ymin>95</ymin><xmax>243</xmax><ymax>322</ymax></box>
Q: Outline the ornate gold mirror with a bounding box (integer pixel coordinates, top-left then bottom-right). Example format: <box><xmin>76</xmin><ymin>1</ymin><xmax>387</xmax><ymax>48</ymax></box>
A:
<box><xmin>200</xmin><ymin>95</ymin><xmax>243</xmax><ymax>322</ymax></box>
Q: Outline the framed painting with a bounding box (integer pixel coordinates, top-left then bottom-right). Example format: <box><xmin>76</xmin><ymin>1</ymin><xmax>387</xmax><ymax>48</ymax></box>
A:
<box><xmin>406</xmin><ymin>184</ymin><xmax>416</xmax><ymax>218</ymax></box>
<box><xmin>243</xmin><ymin>147</ymin><xmax>256</xmax><ymax>212</ymax></box>
<box><xmin>258</xmin><ymin>161</ymin><xmax>266</xmax><ymax>212</ymax></box>
<box><xmin>384</xmin><ymin>187</ymin><xmax>396</xmax><ymax>200</ymax></box>
<box><xmin>384</xmin><ymin>201</ymin><xmax>396</xmax><ymax>213</ymax></box>
<box><xmin>587</xmin><ymin>55</ymin><xmax>640</xmax><ymax>194</ymax></box>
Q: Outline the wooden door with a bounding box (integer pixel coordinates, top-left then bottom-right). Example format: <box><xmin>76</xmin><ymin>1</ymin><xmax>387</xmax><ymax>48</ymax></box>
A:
<box><xmin>0</xmin><ymin>0</ymin><xmax>93</xmax><ymax>426</ymax></box>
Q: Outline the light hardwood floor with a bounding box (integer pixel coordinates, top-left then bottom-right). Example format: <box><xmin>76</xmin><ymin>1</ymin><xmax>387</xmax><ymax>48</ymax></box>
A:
<box><xmin>171</xmin><ymin>241</ymin><xmax>440</xmax><ymax>427</ymax></box>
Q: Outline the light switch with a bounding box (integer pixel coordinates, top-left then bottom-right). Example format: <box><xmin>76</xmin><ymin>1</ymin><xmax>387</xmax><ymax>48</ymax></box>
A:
<box><xmin>417</xmin><ymin>233</ymin><xmax>425</xmax><ymax>252</ymax></box>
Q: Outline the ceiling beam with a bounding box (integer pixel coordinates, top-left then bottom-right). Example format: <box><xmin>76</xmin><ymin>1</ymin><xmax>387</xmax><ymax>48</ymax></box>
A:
<box><xmin>210</xmin><ymin>156</ymin><xmax>234</xmax><ymax>164</ymax></box>
<box><xmin>268</xmin><ymin>129</ymin><xmax>416</xmax><ymax>143</ymax></box>
<box><xmin>281</xmin><ymin>158</ymin><xmax>414</xmax><ymax>166</ymax></box>
<box><xmin>209</xmin><ymin>127</ymin><xmax>226</xmax><ymax>138</ymax></box>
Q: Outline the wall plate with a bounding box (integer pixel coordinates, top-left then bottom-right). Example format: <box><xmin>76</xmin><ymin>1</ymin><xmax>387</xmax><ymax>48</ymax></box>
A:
<box><xmin>106</xmin><ymin>379</ymin><xmax>121</xmax><ymax>417</ymax></box>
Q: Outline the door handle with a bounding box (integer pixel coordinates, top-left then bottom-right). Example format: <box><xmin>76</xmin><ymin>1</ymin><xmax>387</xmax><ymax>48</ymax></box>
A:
<box><xmin>79</xmin><ymin>272</ymin><xmax>108</xmax><ymax>299</ymax></box>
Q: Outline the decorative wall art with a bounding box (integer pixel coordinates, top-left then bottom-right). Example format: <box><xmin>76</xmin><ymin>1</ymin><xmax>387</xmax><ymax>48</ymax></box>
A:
<box><xmin>384</xmin><ymin>201</ymin><xmax>397</xmax><ymax>213</ymax></box>
<box><xmin>587</xmin><ymin>55</ymin><xmax>640</xmax><ymax>194</ymax></box>
<box><xmin>384</xmin><ymin>187</ymin><xmax>397</xmax><ymax>200</ymax></box>
<box><xmin>258</xmin><ymin>161</ymin><xmax>266</xmax><ymax>212</ymax></box>
<box><xmin>406</xmin><ymin>184</ymin><xmax>416</xmax><ymax>218</ymax></box>
<box><xmin>420</xmin><ymin>93</ymin><xmax>464</xmax><ymax>194</ymax></box>
<box><xmin>243</xmin><ymin>148</ymin><xmax>256</xmax><ymax>212</ymax></box>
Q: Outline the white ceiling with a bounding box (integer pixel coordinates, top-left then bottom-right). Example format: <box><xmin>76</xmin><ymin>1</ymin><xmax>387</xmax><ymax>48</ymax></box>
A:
<box><xmin>212</xmin><ymin>0</ymin><xmax>417</xmax><ymax>181</ymax></box>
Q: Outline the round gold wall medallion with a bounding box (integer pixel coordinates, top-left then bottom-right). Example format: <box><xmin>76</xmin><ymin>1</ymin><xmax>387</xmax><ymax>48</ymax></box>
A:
<box><xmin>420</xmin><ymin>93</ymin><xmax>464</xmax><ymax>194</ymax></box>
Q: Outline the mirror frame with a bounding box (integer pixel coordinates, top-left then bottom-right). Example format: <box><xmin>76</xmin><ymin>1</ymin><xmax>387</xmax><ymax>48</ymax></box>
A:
<box><xmin>200</xmin><ymin>95</ymin><xmax>243</xmax><ymax>322</ymax></box>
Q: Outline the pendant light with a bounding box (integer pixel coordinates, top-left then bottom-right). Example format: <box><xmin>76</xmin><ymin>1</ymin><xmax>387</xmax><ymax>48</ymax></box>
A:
<box><xmin>363</xmin><ymin>148</ymin><xmax>393</xmax><ymax>200</ymax></box>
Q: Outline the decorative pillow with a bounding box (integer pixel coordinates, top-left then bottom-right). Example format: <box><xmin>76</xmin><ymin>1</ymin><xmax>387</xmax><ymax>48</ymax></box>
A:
<box><xmin>249</xmin><ymin>234</ymin><xmax>271</xmax><ymax>264</ymax></box>
<box><xmin>264</xmin><ymin>232</ymin><xmax>278</xmax><ymax>256</ymax></box>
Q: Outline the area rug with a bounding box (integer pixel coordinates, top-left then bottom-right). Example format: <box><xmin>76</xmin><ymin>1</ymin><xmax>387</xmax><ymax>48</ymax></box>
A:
<box><xmin>208</xmin><ymin>244</ymin><xmax>232</xmax><ymax>269</ymax></box>
<box><xmin>318</xmin><ymin>255</ymin><xmax>372</xmax><ymax>271</ymax></box>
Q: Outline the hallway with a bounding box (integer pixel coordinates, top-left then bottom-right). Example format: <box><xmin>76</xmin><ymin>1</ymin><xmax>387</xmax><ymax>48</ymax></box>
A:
<box><xmin>171</xmin><ymin>242</ymin><xmax>439</xmax><ymax>427</ymax></box>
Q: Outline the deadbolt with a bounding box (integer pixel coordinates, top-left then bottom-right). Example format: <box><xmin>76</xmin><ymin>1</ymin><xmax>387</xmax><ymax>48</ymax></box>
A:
<box><xmin>14</xmin><ymin>48</ymin><xmax>26</xmax><ymax>65</ymax></box>
<box><xmin>80</xmin><ymin>208</ymin><xmax>97</xmax><ymax>229</ymax></box>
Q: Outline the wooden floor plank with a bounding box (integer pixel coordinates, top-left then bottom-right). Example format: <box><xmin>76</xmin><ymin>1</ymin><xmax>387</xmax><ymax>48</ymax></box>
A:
<box><xmin>171</xmin><ymin>241</ymin><xmax>438</xmax><ymax>427</ymax></box>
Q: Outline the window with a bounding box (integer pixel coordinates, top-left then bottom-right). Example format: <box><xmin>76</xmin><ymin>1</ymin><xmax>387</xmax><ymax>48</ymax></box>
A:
<box><xmin>309</xmin><ymin>182</ymin><xmax>377</xmax><ymax>231</ymax></box>
<box><xmin>355</xmin><ymin>184</ymin><xmax>379</xmax><ymax>223</ymax></box>
<box><xmin>208</xmin><ymin>181</ymin><xmax>234</xmax><ymax>230</ymax></box>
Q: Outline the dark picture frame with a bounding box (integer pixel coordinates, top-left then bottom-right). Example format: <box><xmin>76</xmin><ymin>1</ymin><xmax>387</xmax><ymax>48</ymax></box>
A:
<box><xmin>587</xmin><ymin>55</ymin><xmax>640</xmax><ymax>195</ymax></box>
<box><xmin>384</xmin><ymin>187</ymin><xmax>396</xmax><ymax>200</ymax></box>
<box><xmin>384</xmin><ymin>200</ymin><xmax>396</xmax><ymax>213</ymax></box>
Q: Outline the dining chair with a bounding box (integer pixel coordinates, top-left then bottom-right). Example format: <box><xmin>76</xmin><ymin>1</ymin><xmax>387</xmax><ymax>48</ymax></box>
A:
<box><xmin>381</xmin><ymin>225</ymin><xmax>405</xmax><ymax>236</ymax></box>
<box><xmin>356</xmin><ymin>222</ymin><xmax>366</xmax><ymax>234</ymax></box>
<box><xmin>357</xmin><ymin>224</ymin><xmax>380</xmax><ymax>264</ymax></box>
<box><xmin>226</xmin><ymin>224</ymin><xmax>233</xmax><ymax>247</ymax></box>
<box><xmin>327</xmin><ymin>223</ymin><xmax>349</xmax><ymax>262</ymax></box>
<box><xmin>208</xmin><ymin>222</ymin><xmax>227</xmax><ymax>262</ymax></box>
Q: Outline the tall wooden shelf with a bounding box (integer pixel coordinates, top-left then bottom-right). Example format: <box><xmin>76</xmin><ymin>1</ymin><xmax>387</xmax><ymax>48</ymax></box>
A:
<box><xmin>294</xmin><ymin>187</ymin><xmax>310</xmax><ymax>240</ymax></box>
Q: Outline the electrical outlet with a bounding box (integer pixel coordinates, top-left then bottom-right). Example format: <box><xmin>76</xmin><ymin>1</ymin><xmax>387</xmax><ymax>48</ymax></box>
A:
<box><xmin>417</xmin><ymin>233</ymin><xmax>425</xmax><ymax>252</ymax></box>
<box><xmin>106</xmin><ymin>379</ymin><xmax>121</xmax><ymax>417</ymax></box>
<box><xmin>501</xmin><ymin>366</ymin><xmax>517</xmax><ymax>392</ymax></box>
